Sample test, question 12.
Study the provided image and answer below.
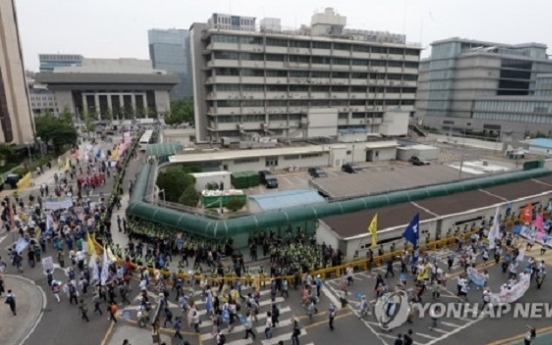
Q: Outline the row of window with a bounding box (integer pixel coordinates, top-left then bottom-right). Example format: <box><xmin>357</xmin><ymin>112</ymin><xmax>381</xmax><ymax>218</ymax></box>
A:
<box><xmin>31</xmin><ymin>102</ymin><xmax>56</xmax><ymax>108</ymax></box>
<box><xmin>474</xmin><ymin>101</ymin><xmax>552</xmax><ymax>113</ymax></box>
<box><xmin>212</xmin><ymin>68</ymin><xmax>418</xmax><ymax>81</ymax></box>
<box><xmin>214</xmin><ymin>84</ymin><xmax>416</xmax><ymax>93</ymax></box>
<box><xmin>215</xmin><ymin>99</ymin><xmax>414</xmax><ymax>107</ymax></box>
<box><xmin>212</xmin><ymin>112</ymin><xmax>387</xmax><ymax>124</ymax></box>
<box><xmin>474</xmin><ymin>112</ymin><xmax>552</xmax><ymax>124</ymax></box>
<box><xmin>212</xmin><ymin>52</ymin><xmax>419</xmax><ymax>68</ymax></box>
<box><xmin>210</xmin><ymin>35</ymin><xmax>420</xmax><ymax>55</ymax></box>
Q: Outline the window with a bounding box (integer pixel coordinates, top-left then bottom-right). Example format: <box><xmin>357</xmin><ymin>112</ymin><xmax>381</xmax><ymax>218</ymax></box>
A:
<box><xmin>241</xmin><ymin>69</ymin><xmax>264</xmax><ymax>77</ymax></box>
<box><xmin>290</xmin><ymin>71</ymin><xmax>309</xmax><ymax>78</ymax></box>
<box><xmin>332</xmin><ymin>86</ymin><xmax>348</xmax><ymax>92</ymax></box>
<box><xmin>352</xmin><ymin>59</ymin><xmax>368</xmax><ymax>66</ymax></box>
<box><xmin>371</xmin><ymin>46</ymin><xmax>386</xmax><ymax>54</ymax></box>
<box><xmin>389</xmin><ymin>48</ymin><xmax>404</xmax><ymax>55</ymax></box>
<box><xmin>238</xmin><ymin>36</ymin><xmax>262</xmax><ymax>45</ymax></box>
<box><xmin>242</xmin><ymin>114</ymin><xmax>265</xmax><ymax>122</ymax></box>
<box><xmin>289</xmin><ymin>55</ymin><xmax>309</xmax><ymax>63</ymax></box>
<box><xmin>403</xmin><ymin>74</ymin><xmax>418</xmax><ymax>81</ymax></box>
<box><xmin>289</xmin><ymin>114</ymin><xmax>301</xmax><ymax>120</ymax></box>
<box><xmin>313</xmin><ymin>41</ymin><xmax>331</xmax><ymax>49</ymax></box>
<box><xmin>266</xmin><ymin>38</ymin><xmax>287</xmax><ymax>47</ymax></box>
<box><xmin>352</xmin><ymin>113</ymin><xmax>366</xmax><ymax>119</ymax></box>
<box><xmin>371</xmin><ymin>60</ymin><xmax>386</xmax><ymax>67</ymax></box>
<box><xmin>217</xmin><ymin>84</ymin><xmax>240</xmax><ymax>91</ymax></box>
<box><xmin>242</xmin><ymin>84</ymin><xmax>264</xmax><ymax>92</ymax></box>
<box><xmin>333</xmin><ymin>58</ymin><xmax>350</xmax><ymax>65</ymax></box>
<box><xmin>351</xmin><ymin>86</ymin><xmax>366</xmax><ymax>92</ymax></box>
<box><xmin>242</xmin><ymin>100</ymin><xmax>264</xmax><ymax>107</ymax></box>
<box><xmin>290</xmin><ymin>85</ymin><xmax>309</xmax><ymax>92</ymax></box>
<box><xmin>290</xmin><ymin>40</ymin><xmax>310</xmax><ymax>48</ymax></box>
<box><xmin>284</xmin><ymin>155</ymin><xmax>300</xmax><ymax>160</ymax></box>
<box><xmin>332</xmin><ymin>72</ymin><xmax>348</xmax><ymax>79</ymax></box>
<box><xmin>240</xmin><ymin>53</ymin><xmax>263</xmax><ymax>61</ymax></box>
<box><xmin>217</xmin><ymin>100</ymin><xmax>240</xmax><ymax>107</ymax></box>
<box><xmin>338</xmin><ymin>113</ymin><xmax>348</xmax><ymax>119</ymax></box>
<box><xmin>388</xmin><ymin>61</ymin><xmax>403</xmax><ymax>68</ymax></box>
<box><xmin>267</xmin><ymin>100</ymin><xmax>287</xmax><ymax>107</ymax></box>
<box><xmin>334</xmin><ymin>43</ymin><xmax>350</xmax><ymax>51</ymax></box>
<box><xmin>266</xmin><ymin>85</ymin><xmax>287</xmax><ymax>92</ymax></box>
<box><xmin>289</xmin><ymin>100</ymin><xmax>308</xmax><ymax>107</ymax></box>
<box><xmin>214</xmin><ymin>51</ymin><xmax>239</xmax><ymax>59</ymax></box>
<box><xmin>211</xmin><ymin>34</ymin><xmax>238</xmax><ymax>43</ymax></box>
<box><xmin>270</xmin><ymin>114</ymin><xmax>287</xmax><ymax>121</ymax></box>
<box><xmin>266</xmin><ymin>70</ymin><xmax>287</xmax><ymax>77</ymax></box>
<box><xmin>266</xmin><ymin>54</ymin><xmax>285</xmax><ymax>62</ymax></box>
<box><xmin>235</xmin><ymin>157</ymin><xmax>260</xmax><ymax>164</ymax></box>
<box><xmin>312</xmin><ymin>56</ymin><xmax>331</xmax><ymax>64</ymax></box>
<box><xmin>312</xmin><ymin>86</ymin><xmax>330</xmax><ymax>92</ymax></box>
<box><xmin>218</xmin><ymin>115</ymin><xmax>241</xmax><ymax>122</ymax></box>
<box><xmin>350</xmin><ymin>100</ymin><xmax>366</xmax><ymax>106</ymax></box>
<box><xmin>351</xmin><ymin>73</ymin><xmax>367</xmax><ymax>79</ymax></box>
<box><xmin>312</xmin><ymin>71</ymin><xmax>330</xmax><ymax>78</ymax></box>
<box><xmin>405</xmin><ymin>62</ymin><xmax>419</xmax><ymax>69</ymax></box>
<box><xmin>353</xmin><ymin>45</ymin><xmax>370</xmax><ymax>52</ymax></box>
<box><xmin>405</xmin><ymin>49</ymin><xmax>419</xmax><ymax>56</ymax></box>
<box><xmin>301</xmin><ymin>153</ymin><xmax>321</xmax><ymax>158</ymax></box>
<box><xmin>216</xmin><ymin>68</ymin><xmax>239</xmax><ymax>76</ymax></box>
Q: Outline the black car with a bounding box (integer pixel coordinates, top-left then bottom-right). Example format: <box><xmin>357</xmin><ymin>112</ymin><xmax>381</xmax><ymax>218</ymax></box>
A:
<box><xmin>341</xmin><ymin>163</ymin><xmax>361</xmax><ymax>174</ymax></box>
<box><xmin>259</xmin><ymin>170</ymin><xmax>279</xmax><ymax>188</ymax></box>
<box><xmin>308</xmin><ymin>167</ymin><xmax>327</xmax><ymax>178</ymax></box>
<box><xmin>409</xmin><ymin>155</ymin><xmax>430</xmax><ymax>166</ymax></box>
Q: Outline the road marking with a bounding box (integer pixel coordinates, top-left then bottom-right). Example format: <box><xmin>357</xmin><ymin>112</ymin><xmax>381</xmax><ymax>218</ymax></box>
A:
<box><xmin>282</xmin><ymin>177</ymin><xmax>293</xmax><ymax>185</ymax></box>
<box><xmin>440</xmin><ymin>321</ymin><xmax>462</xmax><ymax>327</ymax></box>
<box><xmin>487</xmin><ymin>324</ymin><xmax>552</xmax><ymax>345</ymax></box>
<box><xmin>15</xmin><ymin>275</ymin><xmax>47</xmax><ymax>345</ymax></box>
<box><xmin>429</xmin><ymin>327</ymin><xmax>448</xmax><ymax>334</ymax></box>
<box><xmin>261</xmin><ymin>330</ymin><xmax>307</xmax><ymax>345</ymax></box>
<box><xmin>425</xmin><ymin>314</ymin><xmax>484</xmax><ymax>345</ymax></box>
<box><xmin>411</xmin><ymin>201</ymin><xmax>439</xmax><ymax>217</ymax></box>
<box><xmin>415</xmin><ymin>332</ymin><xmax>437</xmax><ymax>339</ymax></box>
<box><xmin>321</xmin><ymin>283</ymin><xmax>342</xmax><ymax>308</ymax></box>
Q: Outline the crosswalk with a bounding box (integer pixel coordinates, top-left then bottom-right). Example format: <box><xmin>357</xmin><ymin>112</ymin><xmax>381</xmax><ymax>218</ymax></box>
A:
<box><xmin>118</xmin><ymin>283</ymin><xmax>316</xmax><ymax>345</ymax></box>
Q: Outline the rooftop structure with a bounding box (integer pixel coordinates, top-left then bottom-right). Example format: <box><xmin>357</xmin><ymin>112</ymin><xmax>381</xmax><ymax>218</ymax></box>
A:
<box><xmin>189</xmin><ymin>8</ymin><xmax>421</xmax><ymax>143</ymax></box>
<box><xmin>39</xmin><ymin>53</ymin><xmax>83</xmax><ymax>73</ymax></box>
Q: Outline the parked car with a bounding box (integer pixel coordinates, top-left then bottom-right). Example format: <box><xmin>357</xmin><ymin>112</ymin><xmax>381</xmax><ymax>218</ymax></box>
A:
<box><xmin>409</xmin><ymin>155</ymin><xmax>430</xmax><ymax>166</ymax></box>
<box><xmin>308</xmin><ymin>167</ymin><xmax>327</xmax><ymax>178</ymax></box>
<box><xmin>341</xmin><ymin>163</ymin><xmax>361</xmax><ymax>174</ymax></box>
<box><xmin>259</xmin><ymin>170</ymin><xmax>279</xmax><ymax>188</ymax></box>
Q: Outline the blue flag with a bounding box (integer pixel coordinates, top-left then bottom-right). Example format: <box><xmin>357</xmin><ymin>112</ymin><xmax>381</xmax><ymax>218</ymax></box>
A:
<box><xmin>403</xmin><ymin>213</ymin><xmax>420</xmax><ymax>264</ymax></box>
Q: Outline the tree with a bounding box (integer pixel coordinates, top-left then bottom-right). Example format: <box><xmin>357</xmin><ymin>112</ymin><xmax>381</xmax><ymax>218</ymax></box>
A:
<box><xmin>34</xmin><ymin>111</ymin><xmax>78</xmax><ymax>154</ymax></box>
<box><xmin>178</xmin><ymin>185</ymin><xmax>200</xmax><ymax>207</ymax></box>
<box><xmin>81</xmin><ymin>109</ymin><xmax>95</xmax><ymax>137</ymax></box>
<box><xmin>156</xmin><ymin>166</ymin><xmax>195</xmax><ymax>203</ymax></box>
<box><xmin>226</xmin><ymin>196</ymin><xmax>246</xmax><ymax>212</ymax></box>
<box><xmin>165</xmin><ymin>99</ymin><xmax>194</xmax><ymax>126</ymax></box>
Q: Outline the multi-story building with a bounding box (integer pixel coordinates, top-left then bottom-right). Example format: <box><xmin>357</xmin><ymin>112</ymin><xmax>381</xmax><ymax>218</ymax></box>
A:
<box><xmin>190</xmin><ymin>8</ymin><xmax>421</xmax><ymax>142</ymax></box>
<box><xmin>35</xmin><ymin>58</ymin><xmax>178</xmax><ymax>121</ymax></box>
<box><xmin>0</xmin><ymin>0</ymin><xmax>35</xmax><ymax>144</ymax></box>
<box><xmin>39</xmin><ymin>54</ymin><xmax>83</xmax><ymax>73</ymax></box>
<box><xmin>148</xmin><ymin>29</ymin><xmax>193</xmax><ymax>100</ymax></box>
<box><xmin>416</xmin><ymin>38</ymin><xmax>552</xmax><ymax>138</ymax></box>
<box><xmin>27</xmin><ymin>76</ymin><xmax>57</xmax><ymax>115</ymax></box>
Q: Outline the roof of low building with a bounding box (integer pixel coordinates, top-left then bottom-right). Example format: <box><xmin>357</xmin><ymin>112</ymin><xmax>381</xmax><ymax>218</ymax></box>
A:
<box><xmin>249</xmin><ymin>189</ymin><xmax>326</xmax><ymax>211</ymax></box>
<box><xmin>35</xmin><ymin>72</ymin><xmax>179</xmax><ymax>85</ymax></box>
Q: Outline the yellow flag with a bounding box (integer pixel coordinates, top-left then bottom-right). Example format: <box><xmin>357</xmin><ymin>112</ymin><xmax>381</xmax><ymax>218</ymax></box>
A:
<box><xmin>86</xmin><ymin>232</ymin><xmax>96</xmax><ymax>256</ymax></box>
<box><xmin>65</xmin><ymin>157</ymin><xmax>70</xmax><ymax>171</ymax></box>
<box><xmin>368</xmin><ymin>214</ymin><xmax>378</xmax><ymax>248</ymax></box>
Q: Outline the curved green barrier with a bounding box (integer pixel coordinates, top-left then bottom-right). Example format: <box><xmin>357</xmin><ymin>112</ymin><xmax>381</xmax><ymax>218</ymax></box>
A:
<box><xmin>127</xmin><ymin>164</ymin><xmax>551</xmax><ymax>239</ymax></box>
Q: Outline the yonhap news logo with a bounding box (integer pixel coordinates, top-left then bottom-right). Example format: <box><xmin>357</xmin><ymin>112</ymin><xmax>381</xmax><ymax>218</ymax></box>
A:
<box><xmin>416</xmin><ymin>302</ymin><xmax>552</xmax><ymax>319</ymax></box>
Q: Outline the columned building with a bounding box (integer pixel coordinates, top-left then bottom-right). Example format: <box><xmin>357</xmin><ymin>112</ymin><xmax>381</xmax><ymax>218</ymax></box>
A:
<box><xmin>35</xmin><ymin>58</ymin><xmax>178</xmax><ymax>121</ymax></box>
<box><xmin>0</xmin><ymin>0</ymin><xmax>35</xmax><ymax>144</ymax></box>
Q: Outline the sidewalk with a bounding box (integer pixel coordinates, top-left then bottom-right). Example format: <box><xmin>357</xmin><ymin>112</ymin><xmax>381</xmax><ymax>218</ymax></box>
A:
<box><xmin>0</xmin><ymin>274</ymin><xmax>45</xmax><ymax>345</ymax></box>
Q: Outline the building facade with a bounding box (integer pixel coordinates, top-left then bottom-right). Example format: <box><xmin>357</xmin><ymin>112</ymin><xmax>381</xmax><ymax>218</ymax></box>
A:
<box><xmin>28</xmin><ymin>77</ymin><xmax>57</xmax><ymax>115</ymax></box>
<box><xmin>148</xmin><ymin>29</ymin><xmax>193</xmax><ymax>100</ymax></box>
<box><xmin>39</xmin><ymin>54</ymin><xmax>83</xmax><ymax>73</ymax></box>
<box><xmin>0</xmin><ymin>0</ymin><xmax>35</xmax><ymax>144</ymax></box>
<box><xmin>190</xmin><ymin>8</ymin><xmax>421</xmax><ymax>142</ymax></box>
<box><xmin>35</xmin><ymin>58</ymin><xmax>178</xmax><ymax>121</ymax></box>
<box><xmin>417</xmin><ymin>38</ymin><xmax>552</xmax><ymax>137</ymax></box>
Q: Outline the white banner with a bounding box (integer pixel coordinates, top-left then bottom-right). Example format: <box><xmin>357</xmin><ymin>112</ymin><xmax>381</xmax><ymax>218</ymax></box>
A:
<box><xmin>490</xmin><ymin>273</ymin><xmax>531</xmax><ymax>305</ymax></box>
<box><xmin>519</xmin><ymin>225</ymin><xmax>552</xmax><ymax>247</ymax></box>
<box><xmin>44</xmin><ymin>198</ymin><xmax>73</xmax><ymax>210</ymax></box>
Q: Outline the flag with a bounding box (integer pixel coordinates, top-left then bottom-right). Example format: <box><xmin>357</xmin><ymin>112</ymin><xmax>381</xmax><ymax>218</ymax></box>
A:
<box><xmin>88</xmin><ymin>253</ymin><xmax>99</xmax><ymax>283</ymax></box>
<box><xmin>520</xmin><ymin>204</ymin><xmax>533</xmax><ymax>224</ymax></box>
<box><xmin>534</xmin><ymin>213</ymin><xmax>545</xmax><ymax>240</ymax></box>
<box><xmin>368</xmin><ymin>214</ymin><xmax>378</xmax><ymax>248</ymax></box>
<box><xmin>57</xmin><ymin>158</ymin><xmax>63</xmax><ymax>169</ymax></box>
<box><xmin>487</xmin><ymin>207</ymin><xmax>500</xmax><ymax>250</ymax></box>
<box><xmin>516</xmin><ymin>248</ymin><xmax>526</xmax><ymax>263</ymax></box>
<box><xmin>548</xmin><ymin>201</ymin><xmax>552</xmax><ymax>213</ymax></box>
<box><xmin>86</xmin><ymin>232</ymin><xmax>96</xmax><ymax>256</ymax></box>
<box><xmin>65</xmin><ymin>157</ymin><xmax>70</xmax><ymax>171</ymax></box>
<box><xmin>100</xmin><ymin>247</ymin><xmax>110</xmax><ymax>285</ymax></box>
<box><xmin>403</xmin><ymin>213</ymin><xmax>420</xmax><ymax>263</ymax></box>
<box><xmin>46</xmin><ymin>212</ymin><xmax>54</xmax><ymax>231</ymax></box>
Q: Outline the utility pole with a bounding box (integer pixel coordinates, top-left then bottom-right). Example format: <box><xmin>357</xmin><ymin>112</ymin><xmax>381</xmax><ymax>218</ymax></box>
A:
<box><xmin>458</xmin><ymin>132</ymin><xmax>466</xmax><ymax>179</ymax></box>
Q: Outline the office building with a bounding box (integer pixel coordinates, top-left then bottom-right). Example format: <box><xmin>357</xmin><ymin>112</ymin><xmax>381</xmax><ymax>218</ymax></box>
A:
<box><xmin>416</xmin><ymin>38</ymin><xmax>552</xmax><ymax>138</ymax></box>
<box><xmin>148</xmin><ymin>29</ymin><xmax>193</xmax><ymax>100</ymax></box>
<box><xmin>0</xmin><ymin>0</ymin><xmax>35</xmax><ymax>144</ymax></box>
<box><xmin>35</xmin><ymin>58</ymin><xmax>178</xmax><ymax>121</ymax></box>
<box><xmin>190</xmin><ymin>8</ymin><xmax>421</xmax><ymax>142</ymax></box>
<box><xmin>39</xmin><ymin>54</ymin><xmax>83</xmax><ymax>73</ymax></box>
<box><xmin>27</xmin><ymin>76</ymin><xmax>58</xmax><ymax>115</ymax></box>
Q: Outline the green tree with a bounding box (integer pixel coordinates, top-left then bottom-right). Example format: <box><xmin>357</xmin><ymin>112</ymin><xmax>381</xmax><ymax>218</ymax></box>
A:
<box><xmin>81</xmin><ymin>109</ymin><xmax>95</xmax><ymax>137</ymax></box>
<box><xmin>165</xmin><ymin>99</ymin><xmax>194</xmax><ymax>126</ymax></box>
<box><xmin>226</xmin><ymin>196</ymin><xmax>246</xmax><ymax>212</ymax></box>
<box><xmin>34</xmin><ymin>111</ymin><xmax>78</xmax><ymax>154</ymax></box>
<box><xmin>178</xmin><ymin>185</ymin><xmax>200</xmax><ymax>207</ymax></box>
<box><xmin>156</xmin><ymin>166</ymin><xmax>195</xmax><ymax>202</ymax></box>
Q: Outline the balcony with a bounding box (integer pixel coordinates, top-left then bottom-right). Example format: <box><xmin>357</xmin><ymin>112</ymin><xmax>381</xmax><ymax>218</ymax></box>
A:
<box><xmin>217</xmin><ymin>122</ymin><xmax>241</xmax><ymax>131</ymax></box>
<box><xmin>350</xmin><ymin>93</ymin><xmax>367</xmax><ymax>99</ymax></box>
<box><xmin>241</xmin><ymin>76</ymin><xmax>265</xmax><ymax>84</ymax></box>
<box><xmin>289</xmin><ymin>92</ymin><xmax>309</xmax><ymax>100</ymax></box>
<box><xmin>310</xmin><ymin>92</ymin><xmax>330</xmax><ymax>99</ymax></box>
<box><xmin>288</xmin><ymin>62</ymin><xmax>310</xmax><ymax>69</ymax></box>
<box><xmin>266</xmin><ymin>92</ymin><xmax>288</xmax><ymax>99</ymax></box>
<box><xmin>332</xmin><ymin>64</ymin><xmax>351</xmax><ymax>71</ymax></box>
<box><xmin>210</xmin><ymin>42</ymin><xmax>239</xmax><ymax>51</ymax></box>
<box><xmin>386</xmin><ymin>67</ymin><xmax>403</xmax><ymax>74</ymax></box>
<box><xmin>385</xmin><ymin>93</ymin><xmax>402</xmax><ymax>99</ymax></box>
<box><xmin>242</xmin><ymin>107</ymin><xmax>265</xmax><ymax>114</ymax></box>
<box><xmin>216</xmin><ymin>107</ymin><xmax>241</xmax><ymax>115</ymax></box>
<box><xmin>265</xmin><ymin>46</ymin><xmax>287</xmax><ymax>54</ymax></box>
<box><xmin>266</xmin><ymin>107</ymin><xmax>288</xmax><ymax>114</ymax></box>
<box><xmin>351</xmin><ymin>51</ymin><xmax>370</xmax><ymax>59</ymax></box>
<box><xmin>266</xmin><ymin>61</ymin><xmax>285</xmax><ymax>69</ymax></box>
<box><xmin>351</xmin><ymin>65</ymin><xmax>369</xmax><ymax>72</ymax></box>
<box><xmin>212</xmin><ymin>76</ymin><xmax>240</xmax><ymax>84</ymax></box>
<box><xmin>371</xmin><ymin>53</ymin><xmax>386</xmax><ymax>60</ymax></box>
<box><xmin>268</xmin><ymin>121</ymin><xmax>289</xmax><ymax>129</ymax></box>
<box><xmin>288</xmin><ymin>47</ymin><xmax>310</xmax><ymax>55</ymax></box>
<box><xmin>404</xmin><ymin>54</ymin><xmax>420</xmax><ymax>62</ymax></box>
<box><xmin>311</xmin><ymin>64</ymin><xmax>331</xmax><ymax>70</ymax></box>
<box><xmin>208</xmin><ymin>60</ymin><xmax>239</xmax><ymax>68</ymax></box>
<box><xmin>311</xmin><ymin>78</ymin><xmax>331</xmax><ymax>85</ymax></box>
<box><xmin>331</xmin><ymin>92</ymin><xmax>349</xmax><ymax>99</ymax></box>
<box><xmin>265</xmin><ymin>77</ymin><xmax>288</xmax><ymax>84</ymax></box>
<box><xmin>332</xmin><ymin>50</ymin><xmax>351</xmax><ymax>58</ymax></box>
<box><xmin>331</xmin><ymin>78</ymin><xmax>349</xmax><ymax>85</ymax></box>
<box><xmin>312</xmin><ymin>48</ymin><xmax>332</xmax><ymax>56</ymax></box>
<box><xmin>400</xmin><ymin>93</ymin><xmax>416</xmax><ymax>100</ymax></box>
<box><xmin>242</xmin><ymin>92</ymin><xmax>265</xmax><ymax>100</ymax></box>
<box><xmin>404</xmin><ymin>67</ymin><xmax>418</xmax><ymax>75</ymax></box>
<box><xmin>240</xmin><ymin>44</ymin><xmax>264</xmax><ymax>53</ymax></box>
<box><xmin>401</xmin><ymin>80</ymin><xmax>417</xmax><ymax>87</ymax></box>
<box><xmin>213</xmin><ymin>92</ymin><xmax>239</xmax><ymax>100</ymax></box>
<box><xmin>240</xmin><ymin>60</ymin><xmax>264</xmax><ymax>68</ymax></box>
<box><xmin>350</xmin><ymin>79</ymin><xmax>368</xmax><ymax>86</ymax></box>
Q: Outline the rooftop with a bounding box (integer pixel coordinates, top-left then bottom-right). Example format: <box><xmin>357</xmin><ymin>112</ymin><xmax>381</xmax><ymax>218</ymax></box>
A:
<box><xmin>311</xmin><ymin>164</ymin><xmax>474</xmax><ymax>199</ymax></box>
<box><xmin>249</xmin><ymin>189</ymin><xmax>325</xmax><ymax>211</ymax></box>
<box><xmin>527</xmin><ymin>138</ymin><xmax>552</xmax><ymax>149</ymax></box>
<box><xmin>322</xmin><ymin>174</ymin><xmax>552</xmax><ymax>239</ymax></box>
<box><xmin>35</xmin><ymin>73</ymin><xmax>179</xmax><ymax>86</ymax></box>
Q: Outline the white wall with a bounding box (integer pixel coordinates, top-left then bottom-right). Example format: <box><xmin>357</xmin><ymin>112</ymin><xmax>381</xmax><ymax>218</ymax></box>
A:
<box><xmin>306</xmin><ymin>108</ymin><xmax>338</xmax><ymax>137</ymax></box>
<box><xmin>316</xmin><ymin>222</ymin><xmax>341</xmax><ymax>250</ymax></box>
<box><xmin>191</xmin><ymin>171</ymin><xmax>231</xmax><ymax>192</ymax></box>
<box><xmin>379</xmin><ymin>110</ymin><xmax>409</xmax><ymax>136</ymax></box>
<box><xmin>154</xmin><ymin>90</ymin><xmax>171</xmax><ymax>115</ymax></box>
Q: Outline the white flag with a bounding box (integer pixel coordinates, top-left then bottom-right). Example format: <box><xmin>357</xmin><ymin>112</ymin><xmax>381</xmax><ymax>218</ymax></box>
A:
<box><xmin>88</xmin><ymin>252</ymin><xmax>99</xmax><ymax>283</ymax></box>
<box><xmin>488</xmin><ymin>207</ymin><xmax>500</xmax><ymax>250</ymax></box>
<box><xmin>517</xmin><ymin>248</ymin><xmax>526</xmax><ymax>263</ymax></box>
<box><xmin>100</xmin><ymin>247</ymin><xmax>110</xmax><ymax>285</ymax></box>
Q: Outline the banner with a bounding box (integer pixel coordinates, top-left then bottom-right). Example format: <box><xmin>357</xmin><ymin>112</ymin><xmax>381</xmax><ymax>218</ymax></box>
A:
<box><xmin>368</xmin><ymin>214</ymin><xmax>378</xmax><ymax>248</ymax></box>
<box><xmin>16</xmin><ymin>172</ymin><xmax>32</xmax><ymax>190</ymax></box>
<box><xmin>41</xmin><ymin>256</ymin><xmax>54</xmax><ymax>275</ymax></box>
<box><xmin>518</xmin><ymin>225</ymin><xmax>552</xmax><ymax>247</ymax></box>
<box><xmin>467</xmin><ymin>267</ymin><xmax>487</xmax><ymax>287</ymax></box>
<box><xmin>44</xmin><ymin>198</ymin><xmax>73</xmax><ymax>210</ymax></box>
<box><xmin>489</xmin><ymin>273</ymin><xmax>531</xmax><ymax>305</ymax></box>
<box><xmin>15</xmin><ymin>237</ymin><xmax>29</xmax><ymax>254</ymax></box>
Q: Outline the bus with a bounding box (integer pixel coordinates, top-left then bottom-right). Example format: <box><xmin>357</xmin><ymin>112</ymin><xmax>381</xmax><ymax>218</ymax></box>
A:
<box><xmin>139</xmin><ymin>130</ymin><xmax>154</xmax><ymax>151</ymax></box>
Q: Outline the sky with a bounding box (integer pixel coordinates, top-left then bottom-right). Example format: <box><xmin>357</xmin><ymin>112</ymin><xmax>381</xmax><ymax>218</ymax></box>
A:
<box><xmin>16</xmin><ymin>0</ymin><xmax>552</xmax><ymax>71</ymax></box>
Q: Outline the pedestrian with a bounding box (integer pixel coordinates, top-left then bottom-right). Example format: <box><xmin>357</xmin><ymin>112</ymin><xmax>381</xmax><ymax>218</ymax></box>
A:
<box><xmin>5</xmin><ymin>289</ymin><xmax>16</xmax><ymax>316</ymax></box>
<box><xmin>291</xmin><ymin>319</ymin><xmax>301</xmax><ymax>345</ymax></box>
<box><xmin>524</xmin><ymin>325</ymin><xmax>536</xmax><ymax>345</ymax></box>
<box><xmin>78</xmin><ymin>299</ymin><xmax>90</xmax><ymax>322</ymax></box>
<box><xmin>93</xmin><ymin>290</ymin><xmax>102</xmax><ymax>315</ymax></box>
<box><xmin>244</xmin><ymin>312</ymin><xmax>256</xmax><ymax>340</ymax></box>
<box><xmin>122</xmin><ymin>340</ymin><xmax>131</xmax><ymax>345</ymax></box>
<box><xmin>403</xmin><ymin>329</ymin><xmax>414</xmax><ymax>345</ymax></box>
<box><xmin>46</xmin><ymin>269</ymin><xmax>53</xmax><ymax>286</ymax></box>
<box><xmin>264</xmin><ymin>311</ymin><xmax>272</xmax><ymax>339</ymax></box>
<box><xmin>52</xmin><ymin>280</ymin><xmax>61</xmax><ymax>303</ymax></box>
<box><xmin>109</xmin><ymin>302</ymin><xmax>118</xmax><ymax>323</ymax></box>
<box><xmin>68</xmin><ymin>281</ymin><xmax>78</xmax><ymax>304</ymax></box>
<box><xmin>329</xmin><ymin>303</ymin><xmax>336</xmax><ymax>331</ymax></box>
<box><xmin>172</xmin><ymin>317</ymin><xmax>183</xmax><ymax>340</ymax></box>
<box><xmin>163</xmin><ymin>307</ymin><xmax>173</xmax><ymax>327</ymax></box>
<box><xmin>428</xmin><ymin>305</ymin><xmax>441</xmax><ymax>330</ymax></box>
<box><xmin>394</xmin><ymin>333</ymin><xmax>404</xmax><ymax>345</ymax></box>
<box><xmin>215</xmin><ymin>328</ymin><xmax>226</xmax><ymax>345</ymax></box>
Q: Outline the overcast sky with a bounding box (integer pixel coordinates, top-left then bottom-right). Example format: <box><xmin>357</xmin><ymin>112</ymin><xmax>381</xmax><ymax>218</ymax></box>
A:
<box><xmin>16</xmin><ymin>0</ymin><xmax>552</xmax><ymax>71</ymax></box>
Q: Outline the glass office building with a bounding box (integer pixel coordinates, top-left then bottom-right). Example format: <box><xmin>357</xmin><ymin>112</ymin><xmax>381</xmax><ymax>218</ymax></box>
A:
<box><xmin>148</xmin><ymin>29</ymin><xmax>193</xmax><ymax>100</ymax></box>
